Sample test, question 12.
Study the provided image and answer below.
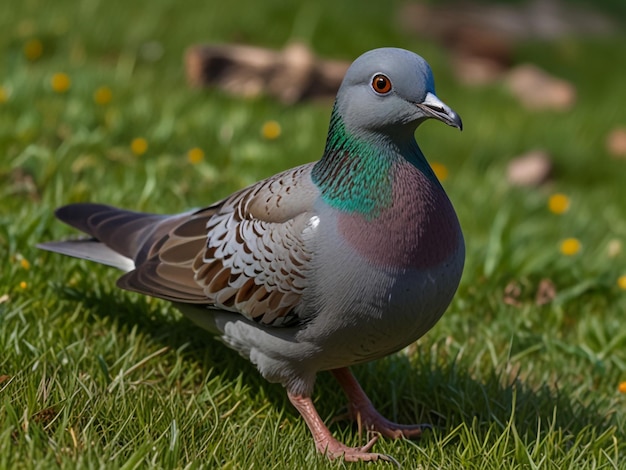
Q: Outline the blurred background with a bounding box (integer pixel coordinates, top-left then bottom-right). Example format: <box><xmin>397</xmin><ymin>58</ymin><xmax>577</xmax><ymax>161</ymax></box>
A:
<box><xmin>1</xmin><ymin>0</ymin><xmax>625</xmax><ymax>194</ymax></box>
<box><xmin>2</xmin><ymin>0</ymin><xmax>625</xmax><ymax>303</ymax></box>
<box><xmin>1</xmin><ymin>0</ymin><xmax>626</xmax><ymax>467</ymax></box>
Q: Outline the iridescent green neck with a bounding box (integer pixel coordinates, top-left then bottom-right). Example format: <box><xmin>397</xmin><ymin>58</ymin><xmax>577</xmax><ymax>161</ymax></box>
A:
<box><xmin>312</xmin><ymin>105</ymin><xmax>434</xmax><ymax>215</ymax></box>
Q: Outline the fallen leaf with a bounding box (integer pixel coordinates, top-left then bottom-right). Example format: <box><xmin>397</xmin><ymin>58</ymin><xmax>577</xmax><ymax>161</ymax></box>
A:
<box><xmin>505</xmin><ymin>64</ymin><xmax>576</xmax><ymax>111</ymax></box>
<box><xmin>507</xmin><ymin>149</ymin><xmax>553</xmax><ymax>187</ymax></box>
<box><xmin>184</xmin><ymin>42</ymin><xmax>349</xmax><ymax>104</ymax></box>
<box><xmin>504</xmin><ymin>281</ymin><xmax>522</xmax><ymax>307</ymax></box>
<box><xmin>606</xmin><ymin>128</ymin><xmax>626</xmax><ymax>159</ymax></box>
<box><xmin>452</xmin><ymin>54</ymin><xmax>507</xmax><ymax>86</ymax></box>
<box><xmin>535</xmin><ymin>278</ymin><xmax>557</xmax><ymax>305</ymax></box>
<box><xmin>32</xmin><ymin>406</ymin><xmax>58</xmax><ymax>427</ymax></box>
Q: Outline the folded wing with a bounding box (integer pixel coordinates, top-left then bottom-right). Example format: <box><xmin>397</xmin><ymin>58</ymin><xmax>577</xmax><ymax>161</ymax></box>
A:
<box><xmin>42</xmin><ymin>163</ymin><xmax>320</xmax><ymax>327</ymax></box>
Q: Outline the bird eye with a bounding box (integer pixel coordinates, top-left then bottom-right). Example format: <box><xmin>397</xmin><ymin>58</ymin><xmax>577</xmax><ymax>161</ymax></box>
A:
<box><xmin>371</xmin><ymin>74</ymin><xmax>392</xmax><ymax>94</ymax></box>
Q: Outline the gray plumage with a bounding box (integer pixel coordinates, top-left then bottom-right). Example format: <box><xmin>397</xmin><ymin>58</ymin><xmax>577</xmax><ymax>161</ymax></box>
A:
<box><xmin>38</xmin><ymin>47</ymin><xmax>464</xmax><ymax>461</ymax></box>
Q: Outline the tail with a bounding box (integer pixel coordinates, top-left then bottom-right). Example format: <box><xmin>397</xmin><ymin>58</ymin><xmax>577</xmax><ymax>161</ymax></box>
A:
<box><xmin>37</xmin><ymin>203</ymin><xmax>178</xmax><ymax>271</ymax></box>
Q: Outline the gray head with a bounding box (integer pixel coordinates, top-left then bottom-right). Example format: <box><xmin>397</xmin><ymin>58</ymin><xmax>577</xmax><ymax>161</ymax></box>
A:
<box><xmin>335</xmin><ymin>48</ymin><xmax>462</xmax><ymax>138</ymax></box>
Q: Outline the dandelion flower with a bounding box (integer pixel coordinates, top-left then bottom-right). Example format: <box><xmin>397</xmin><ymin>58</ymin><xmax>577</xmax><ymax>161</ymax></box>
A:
<box><xmin>51</xmin><ymin>73</ymin><xmax>71</xmax><ymax>93</ymax></box>
<box><xmin>560</xmin><ymin>238</ymin><xmax>581</xmax><ymax>256</ymax></box>
<box><xmin>130</xmin><ymin>137</ymin><xmax>148</xmax><ymax>156</ymax></box>
<box><xmin>619</xmin><ymin>381</ymin><xmax>626</xmax><ymax>394</ymax></box>
<box><xmin>187</xmin><ymin>147</ymin><xmax>204</xmax><ymax>164</ymax></box>
<box><xmin>431</xmin><ymin>162</ymin><xmax>449</xmax><ymax>182</ymax></box>
<box><xmin>20</xmin><ymin>258</ymin><xmax>30</xmax><ymax>270</ymax></box>
<box><xmin>548</xmin><ymin>193</ymin><xmax>570</xmax><ymax>214</ymax></box>
<box><xmin>23</xmin><ymin>38</ymin><xmax>43</xmax><ymax>61</ymax></box>
<box><xmin>261</xmin><ymin>120</ymin><xmax>281</xmax><ymax>140</ymax></box>
<box><xmin>19</xmin><ymin>281</ymin><xmax>27</xmax><ymax>289</ymax></box>
<box><xmin>93</xmin><ymin>86</ymin><xmax>112</xmax><ymax>105</ymax></box>
<box><xmin>618</xmin><ymin>275</ymin><xmax>626</xmax><ymax>291</ymax></box>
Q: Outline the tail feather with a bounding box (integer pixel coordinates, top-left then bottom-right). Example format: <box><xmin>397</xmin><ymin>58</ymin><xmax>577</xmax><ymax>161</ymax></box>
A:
<box><xmin>39</xmin><ymin>201</ymin><xmax>213</xmax><ymax>304</ymax></box>
<box><xmin>37</xmin><ymin>239</ymin><xmax>135</xmax><ymax>271</ymax></box>
<box><xmin>39</xmin><ymin>203</ymin><xmax>193</xmax><ymax>272</ymax></box>
<box><xmin>55</xmin><ymin>203</ymin><xmax>170</xmax><ymax>261</ymax></box>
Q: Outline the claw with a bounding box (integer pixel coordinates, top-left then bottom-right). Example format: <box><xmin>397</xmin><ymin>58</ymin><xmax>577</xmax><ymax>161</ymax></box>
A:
<box><xmin>288</xmin><ymin>392</ymin><xmax>385</xmax><ymax>462</ymax></box>
<box><xmin>287</xmin><ymin>367</ymin><xmax>430</xmax><ymax>462</ymax></box>
<box><xmin>332</xmin><ymin>367</ymin><xmax>431</xmax><ymax>440</ymax></box>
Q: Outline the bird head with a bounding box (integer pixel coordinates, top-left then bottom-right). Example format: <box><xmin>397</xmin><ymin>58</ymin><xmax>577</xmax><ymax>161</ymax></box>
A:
<box><xmin>335</xmin><ymin>48</ymin><xmax>462</xmax><ymax>140</ymax></box>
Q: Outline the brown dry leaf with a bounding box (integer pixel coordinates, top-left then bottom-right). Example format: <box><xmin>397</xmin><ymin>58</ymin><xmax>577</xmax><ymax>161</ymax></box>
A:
<box><xmin>452</xmin><ymin>54</ymin><xmax>508</xmax><ymax>86</ymax></box>
<box><xmin>505</xmin><ymin>64</ymin><xmax>576</xmax><ymax>111</ymax></box>
<box><xmin>8</xmin><ymin>168</ymin><xmax>40</xmax><ymax>201</ymax></box>
<box><xmin>507</xmin><ymin>149</ymin><xmax>553</xmax><ymax>187</ymax></box>
<box><xmin>606</xmin><ymin>128</ymin><xmax>626</xmax><ymax>159</ymax></box>
<box><xmin>535</xmin><ymin>278</ymin><xmax>557</xmax><ymax>305</ymax></box>
<box><xmin>399</xmin><ymin>0</ymin><xmax>616</xmax><ymax>91</ymax></box>
<box><xmin>0</xmin><ymin>375</ymin><xmax>10</xmax><ymax>385</ymax></box>
<box><xmin>503</xmin><ymin>280</ymin><xmax>522</xmax><ymax>307</ymax></box>
<box><xmin>32</xmin><ymin>406</ymin><xmax>58</xmax><ymax>427</ymax></box>
<box><xmin>184</xmin><ymin>42</ymin><xmax>349</xmax><ymax>104</ymax></box>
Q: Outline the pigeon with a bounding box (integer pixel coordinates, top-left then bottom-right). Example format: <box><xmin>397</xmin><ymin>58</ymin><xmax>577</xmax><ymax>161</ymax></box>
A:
<box><xmin>38</xmin><ymin>47</ymin><xmax>464</xmax><ymax>462</ymax></box>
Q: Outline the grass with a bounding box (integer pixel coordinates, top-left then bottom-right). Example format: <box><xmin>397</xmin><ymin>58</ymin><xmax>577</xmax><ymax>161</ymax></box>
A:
<box><xmin>1</xmin><ymin>0</ymin><xmax>626</xmax><ymax>468</ymax></box>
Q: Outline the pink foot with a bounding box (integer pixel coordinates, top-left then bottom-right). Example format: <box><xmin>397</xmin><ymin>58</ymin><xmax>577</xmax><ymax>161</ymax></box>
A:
<box><xmin>331</xmin><ymin>367</ymin><xmax>430</xmax><ymax>440</ymax></box>
<box><xmin>288</xmin><ymin>392</ymin><xmax>392</xmax><ymax>462</ymax></box>
<box><xmin>316</xmin><ymin>433</ymin><xmax>383</xmax><ymax>462</ymax></box>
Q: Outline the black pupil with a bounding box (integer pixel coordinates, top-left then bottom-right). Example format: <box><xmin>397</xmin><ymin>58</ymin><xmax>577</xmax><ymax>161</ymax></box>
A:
<box><xmin>376</xmin><ymin>76</ymin><xmax>387</xmax><ymax>91</ymax></box>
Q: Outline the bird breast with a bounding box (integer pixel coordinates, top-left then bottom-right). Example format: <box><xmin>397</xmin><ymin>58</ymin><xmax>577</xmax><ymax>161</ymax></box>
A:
<box><xmin>337</xmin><ymin>162</ymin><xmax>462</xmax><ymax>271</ymax></box>
<box><xmin>298</xmin><ymin>163</ymin><xmax>464</xmax><ymax>368</ymax></box>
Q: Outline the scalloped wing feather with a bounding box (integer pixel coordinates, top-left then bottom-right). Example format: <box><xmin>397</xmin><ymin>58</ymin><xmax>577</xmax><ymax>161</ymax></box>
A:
<box><xmin>118</xmin><ymin>163</ymin><xmax>319</xmax><ymax>326</ymax></box>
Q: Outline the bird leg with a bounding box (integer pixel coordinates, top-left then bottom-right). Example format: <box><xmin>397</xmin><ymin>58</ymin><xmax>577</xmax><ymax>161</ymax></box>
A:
<box><xmin>287</xmin><ymin>392</ymin><xmax>390</xmax><ymax>461</ymax></box>
<box><xmin>331</xmin><ymin>367</ymin><xmax>429</xmax><ymax>439</ymax></box>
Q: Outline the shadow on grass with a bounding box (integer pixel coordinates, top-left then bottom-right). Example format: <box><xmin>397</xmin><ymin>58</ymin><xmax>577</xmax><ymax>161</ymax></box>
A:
<box><xmin>59</xmin><ymin>284</ymin><xmax>288</xmax><ymax>403</ymax></box>
<box><xmin>344</xmin><ymin>348</ymin><xmax>626</xmax><ymax>451</ymax></box>
<box><xmin>58</xmin><ymin>285</ymin><xmax>622</xmax><ymax>455</ymax></box>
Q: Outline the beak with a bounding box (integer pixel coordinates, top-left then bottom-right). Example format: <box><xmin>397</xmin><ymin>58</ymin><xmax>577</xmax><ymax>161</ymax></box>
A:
<box><xmin>417</xmin><ymin>92</ymin><xmax>463</xmax><ymax>130</ymax></box>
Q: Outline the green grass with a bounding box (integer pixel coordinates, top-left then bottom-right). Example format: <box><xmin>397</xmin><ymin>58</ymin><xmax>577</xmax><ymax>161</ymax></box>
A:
<box><xmin>2</xmin><ymin>0</ymin><xmax>626</xmax><ymax>468</ymax></box>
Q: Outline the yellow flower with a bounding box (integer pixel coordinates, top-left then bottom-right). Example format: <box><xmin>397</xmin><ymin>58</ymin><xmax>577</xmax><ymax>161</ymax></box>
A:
<box><xmin>51</xmin><ymin>73</ymin><xmax>71</xmax><ymax>93</ymax></box>
<box><xmin>23</xmin><ymin>38</ymin><xmax>43</xmax><ymax>61</ymax></box>
<box><xmin>261</xmin><ymin>120</ymin><xmax>281</xmax><ymax>140</ymax></box>
<box><xmin>548</xmin><ymin>193</ymin><xmax>570</xmax><ymax>214</ymax></box>
<box><xmin>0</xmin><ymin>86</ymin><xmax>8</xmax><ymax>104</ymax></box>
<box><xmin>130</xmin><ymin>137</ymin><xmax>148</xmax><ymax>156</ymax></box>
<box><xmin>619</xmin><ymin>381</ymin><xmax>626</xmax><ymax>394</ymax></box>
<box><xmin>20</xmin><ymin>258</ymin><xmax>30</xmax><ymax>270</ymax></box>
<box><xmin>187</xmin><ymin>147</ymin><xmax>204</xmax><ymax>164</ymax></box>
<box><xmin>431</xmin><ymin>162</ymin><xmax>449</xmax><ymax>182</ymax></box>
<box><xmin>19</xmin><ymin>281</ymin><xmax>27</xmax><ymax>290</ymax></box>
<box><xmin>93</xmin><ymin>86</ymin><xmax>113</xmax><ymax>105</ymax></box>
<box><xmin>618</xmin><ymin>275</ymin><xmax>626</xmax><ymax>291</ymax></box>
<box><xmin>560</xmin><ymin>238</ymin><xmax>581</xmax><ymax>256</ymax></box>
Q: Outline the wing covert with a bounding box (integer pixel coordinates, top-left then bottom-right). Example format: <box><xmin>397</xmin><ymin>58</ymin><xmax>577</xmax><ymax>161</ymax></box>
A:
<box><xmin>118</xmin><ymin>163</ymin><xmax>320</xmax><ymax>326</ymax></box>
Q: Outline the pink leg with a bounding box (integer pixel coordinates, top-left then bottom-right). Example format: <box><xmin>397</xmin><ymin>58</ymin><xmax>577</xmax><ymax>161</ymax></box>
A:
<box><xmin>331</xmin><ymin>367</ymin><xmax>429</xmax><ymax>439</ymax></box>
<box><xmin>287</xmin><ymin>392</ymin><xmax>391</xmax><ymax>462</ymax></box>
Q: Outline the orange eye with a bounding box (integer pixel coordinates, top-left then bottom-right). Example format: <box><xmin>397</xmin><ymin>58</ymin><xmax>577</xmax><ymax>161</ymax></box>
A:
<box><xmin>371</xmin><ymin>74</ymin><xmax>392</xmax><ymax>94</ymax></box>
